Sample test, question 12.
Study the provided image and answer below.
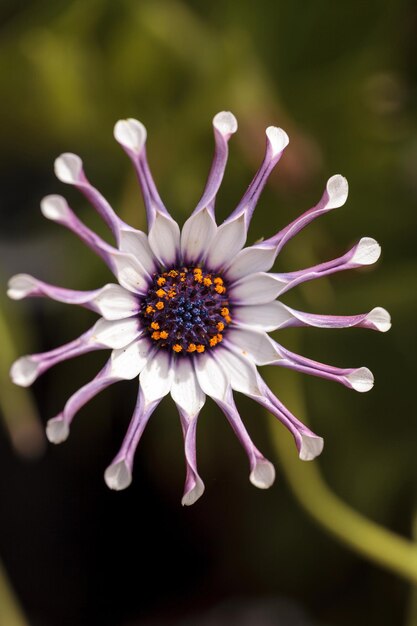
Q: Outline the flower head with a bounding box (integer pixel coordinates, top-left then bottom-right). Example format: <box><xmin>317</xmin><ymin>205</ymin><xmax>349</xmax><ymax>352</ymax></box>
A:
<box><xmin>9</xmin><ymin>112</ymin><xmax>391</xmax><ymax>505</ymax></box>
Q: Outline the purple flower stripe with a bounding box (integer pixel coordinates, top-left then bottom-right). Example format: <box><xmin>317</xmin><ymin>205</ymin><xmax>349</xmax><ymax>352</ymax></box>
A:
<box><xmin>42</xmin><ymin>196</ymin><xmax>126</xmax><ymax>271</ymax></box>
<box><xmin>116</xmin><ymin>389</ymin><xmax>158</xmax><ymax>466</ymax></box>
<box><xmin>11</xmin><ymin>326</ymin><xmax>107</xmax><ymax>386</ymax></box>
<box><xmin>269</xmin><ymin>341</ymin><xmax>372</xmax><ymax>391</ymax></box>
<box><xmin>8</xmin><ymin>275</ymin><xmax>103</xmax><ymax>311</ymax></box>
<box><xmin>178</xmin><ymin>409</ymin><xmax>204</xmax><ymax>505</ymax></box>
<box><xmin>136</xmin><ymin>150</ymin><xmax>173</xmax><ymax>227</ymax></box>
<box><xmin>261</xmin><ymin>175</ymin><xmax>348</xmax><ymax>256</ymax></box>
<box><xmin>105</xmin><ymin>388</ymin><xmax>159</xmax><ymax>490</ymax></box>
<box><xmin>41</xmin><ymin>196</ymin><xmax>152</xmax><ymax>292</ymax></box>
<box><xmin>215</xmin><ymin>390</ymin><xmax>271</xmax><ymax>477</ymax></box>
<box><xmin>54</xmin><ymin>154</ymin><xmax>126</xmax><ymax>242</ymax></box>
<box><xmin>113</xmin><ymin>118</ymin><xmax>173</xmax><ymax>228</ymax></box>
<box><xmin>192</xmin><ymin>112</ymin><xmax>237</xmax><ymax>217</ymax></box>
<box><xmin>281</xmin><ymin>308</ymin><xmax>382</xmax><ymax>330</ymax></box>
<box><xmin>7</xmin><ymin>276</ymin><xmax>141</xmax><ymax>321</ymax></box>
<box><xmin>274</xmin><ymin>358</ymin><xmax>359</xmax><ymax>389</ymax></box>
<box><xmin>122</xmin><ymin>145</ymin><xmax>172</xmax><ymax>228</ymax></box>
<box><xmin>254</xmin><ymin>377</ymin><xmax>323</xmax><ymax>461</ymax></box>
<box><xmin>225</xmin><ymin>127</ymin><xmax>288</xmax><ymax>229</ymax></box>
<box><xmin>231</xmin><ymin>302</ymin><xmax>389</xmax><ymax>333</ymax></box>
<box><xmin>269</xmin><ymin>237</ymin><xmax>380</xmax><ymax>296</ymax></box>
<box><xmin>76</xmin><ymin>169</ymin><xmax>128</xmax><ymax>243</ymax></box>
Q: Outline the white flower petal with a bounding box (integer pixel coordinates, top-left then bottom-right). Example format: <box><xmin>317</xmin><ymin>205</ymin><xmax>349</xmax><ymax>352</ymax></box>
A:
<box><xmin>92</xmin><ymin>284</ymin><xmax>139</xmax><ymax>320</ymax></box>
<box><xmin>104</xmin><ymin>460</ymin><xmax>132</xmax><ymax>491</ymax></box>
<box><xmin>266</xmin><ymin>126</ymin><xmax>289</xmax><ymax>157</ymax></box>
<box><xmin>10</xmin><ymin>356</ymin><xmax>39</xmax><ymax>387</ymax></box>
<box><xmin>213</xmin><ymin>111</ymin><xmax>238</xmax><ymax>135</ymax></box>
<box><xmin>230</xmin><ymin>272</ymin><xmax>286</xmax><ymax>304</ymax></box>
<box><xmin>171</xmin><ymin>358</ymin><xmax>205</xmax><ymax>416</ymax></box>
<box><xmin>46</xmin><ymin>416</ymin><xmax>70</xmax><ymax>444</ymax></box>
<box><xmin>350</xmin><ymin>237</ymin><xmax>381</xmax><ymax>265</ymax></box>
<box><xmin>118</xmin><ymin>230</ymin><xmax>156</xmax><ymax>275</ymax></box>
<box><xmin>299</xmin><ymin>434</ymin><xmax>324</xmax><ymax>461</ymax></box>
<box><xmin>194</xmin><ymin>353</ymin><xmax>229</xmax><ymax>401</ymax></box>
<box><xmin>7</xmin><ymin>274</ymin><xmax>39</xmax><ymax>299</ymax></box>
<box><xmin>226</xmin><ymin>327</ymin><xmax>281</xmax><ymax>365</ymax></box>
<box><xmin>181</xmin><ymin>208</ymin><xmax>217</xmax><ymax>263</ymax></box>
<box><xmin>54</xmin><ymin>153</ymin><xmax>82</xmax><ymax>184</ymax></box>
<box><xmin>204</xmin><ymin>214</ymin><xmax>247</xmax><ymax>271</ymax></box>
<box><xmin>111</xmin><ymin>252</ymin><xmax>149</xmax><ymax>294</ymax></box>
<box><xmin>225</xmin><ymin>246</ymin><xmax>276</xmax><ymax>282</ymax></box>
<box><xmin>249</xmin><ymin>459</ymin><xmax>276</xmax><ymax>488</ymax></box>
<box><xmin>345</xmin><ymin>367</ymin><xmax>374</xmax><ymax>392</ymax></box>
<box><xmin>148</xmin><ymin>212</ymin><xmax>181</xmax><ymax>267</ymax></box>
<box><xmin>366</xmin><ymin>307</ymin><xmax>391</xmax><ymax>332</ymax></box>
<box><xmin>326</xmin><ymin>174</ymin><xmax>349</xmax><ymax>208</ymax></box>
<box><xmin>110</xmin><ymin>338</ymin><xmax>151</xmax><ymax>380</ymax></box>
<box><xmin>234</xmin><ymin>301</ymin><xmax>294</xmax><ymax>332</ymax></box>
<box><xmin>181</xmin><ymin>477</ymin><xmax>205</xmax><ymax>506</ymax></box>
<box><xmin>215</xmin><ymin>347</ymin><xmax>262</xmax><ymax>396</ymax></box>
<box><xmin>91</xmin><ymin>318</ymin><xmax>141</xmax><ymax>349</ymax></box>
<box><xmin>139</xmin><ymin>351</ymin><xmax>173</xmax><ymax>403</ymax></box>
<box><xmin>40</xmin><ymin>195</ymin><xmax>72</xmax><ymax>221</ymax></box>
<box><xmin>114</xmin><ymin>119</ymin><xmax>147</xmax><ymax>154</ymax></box>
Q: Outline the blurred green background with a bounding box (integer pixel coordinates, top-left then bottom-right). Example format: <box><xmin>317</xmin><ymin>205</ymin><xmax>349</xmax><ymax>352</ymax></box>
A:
<box><xmin>0</xmin><ymin>1</ymin><xmax>416</xmax><ymax>625</ymax></box>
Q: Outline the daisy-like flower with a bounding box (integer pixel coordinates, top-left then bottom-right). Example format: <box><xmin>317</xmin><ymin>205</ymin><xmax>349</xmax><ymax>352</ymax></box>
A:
<box><xmin>8</xmin><ymin>112</ymin><xmax>391</xmax><ymax>505</ymax></box>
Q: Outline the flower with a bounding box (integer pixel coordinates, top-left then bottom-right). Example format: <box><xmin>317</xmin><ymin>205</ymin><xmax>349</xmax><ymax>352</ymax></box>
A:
<box><xmin>8</xmin><ymin>112</ymin><xmax>391</xmax><ymax>506</ymax></box>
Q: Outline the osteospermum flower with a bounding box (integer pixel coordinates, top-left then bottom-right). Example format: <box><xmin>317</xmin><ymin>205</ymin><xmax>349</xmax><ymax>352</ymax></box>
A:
<box><xmin>8</xmin><ymin>112</ymin><xmax>391</xmax><ymax>505</ymax></box>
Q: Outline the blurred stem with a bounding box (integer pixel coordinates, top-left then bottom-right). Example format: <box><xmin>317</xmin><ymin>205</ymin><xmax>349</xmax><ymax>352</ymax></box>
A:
<box><xmin>268</xmin><ymin>374</ymin><xmax>417</xmax><ymax>585</ymax></box>
<box><xmin>0</xmin><ymin>560</ymin><xmax>29</xmax><ymax>626</ymax></box>
<box><xmin>0</xmin><ymin>302</ymin><xmax>45</xmax><ymax>458</ymax></box>
<box><xmin>406</xmin><ymin>512</ymin><xmax>417</xmax><ymax>626</ymax></box>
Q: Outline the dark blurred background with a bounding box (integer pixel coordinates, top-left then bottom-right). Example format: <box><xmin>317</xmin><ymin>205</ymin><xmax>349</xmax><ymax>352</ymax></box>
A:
<box><xmin>0</xmin><ymin>1</ymin><xmax>416</xmax><ymax>625</ymax></box>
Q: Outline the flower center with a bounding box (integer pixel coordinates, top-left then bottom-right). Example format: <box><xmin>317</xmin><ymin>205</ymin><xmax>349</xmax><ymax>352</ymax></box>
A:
<box><xmin>140</xmin><ymin>267</ymin><xmax>232</xmax><ymax>354</ymax></box>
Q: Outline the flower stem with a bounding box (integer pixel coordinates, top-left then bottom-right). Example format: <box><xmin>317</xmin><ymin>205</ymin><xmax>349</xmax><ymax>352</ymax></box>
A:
<box><xmin>267</xmin><ymin>372</ymin><xmax>417</xmax><ymax>585</ymax></box>
<box><xmin>406</xmin><ymin>512</ymin><xmax>417</xmax><ymax>625</ymax></box>
<box><xmin>0</xmin><ymin>560</ymin><xmax>29</xmax><ymax>626</ymax></box>
<box><xmin>0</xmin><ymin>302</ymin><xmax>45</xmax><ymax>459</ymax></box>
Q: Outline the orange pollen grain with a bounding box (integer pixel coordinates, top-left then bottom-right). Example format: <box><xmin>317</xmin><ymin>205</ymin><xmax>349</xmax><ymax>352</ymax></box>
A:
<box><xmin>151</xmin><ymin>331</ymin><xmax>161</xmax><ymax>340</ymax></box>
<box><xmin>203</xmin><ymin>277</ymin><xmax>212</xmax><ymax>287</ymax></box>
<box><xmin>194</xmin><ymin>275</ymin><xmax>203</xmax><ymax>283</ymax></box>
<box><xmin>157</xmin><ymin>277</ymin><xmax>166</xmax><ymax>286</ymax></box>
<box><xmin>150</xmin><ymin>322</ymin><xmax>160</xmax><ymax>330</ymax></box>
<box><xmin>216</xmin><ymin>322</ymin><xmax>225</xmax><ymax>331</ymax></box>
<box><xmin>213</xmin><ymin>277</ymin><xmax>223</xmax><ymax>285</ymax></box>
<box><xmin>146</xmin><ymin>306</ymin><xmax>154</xmax><ymax>314</ymax></box>
<box><xmin>221</xmin><ymin>307</ymin><xmax>229</xmax><ymax>317</ymax></box>
<box><xmin>160</xmin><ymin>330</ymin><xmax>169</xmax><ymax>339</ymax></box>
<box><xmin>196</xmin><ymin>344</ymin><xmax>205</xmax><ymax>353</ymax></box>
<box><xmin>155</xmin><ymin>301</ymin><xmax>164</xmax><ymax>310</ymax></box>
<box><xmin>216</xmin><ymin>333</ymin><xmax>223</xmax><ymax>342</ymax></box>
<box><xmin>209</xmin><ymin>337</ymin><xmax>218</xmax><ymax>347</ymax></box>
<box><xmin>224</xmin><ymin>315</ymin><xmax>232</xmax><ymax>324</ymax></box>
<box><xmin>168</xmin><ymin>270</ymin><xmax>178</xmax><ymax>277</ymax></box>
<box><xmin>156</xmin><ymin>289</ymin><xmax>165</xmax><ymax>298</ymax></box>
<box><xmin>173</xmin><ymin>344</ymin><xmax>182</xmax><ymax>352</ymax></box>
<box><xmin>187</xmin><ymin>344</ymin><xmax>197</xmax><ymax>353</ymax></box>
<box><xmin>215</xmin><ymin>285</ymin><xmax>226</xmax><ymax>294</ymax></box>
